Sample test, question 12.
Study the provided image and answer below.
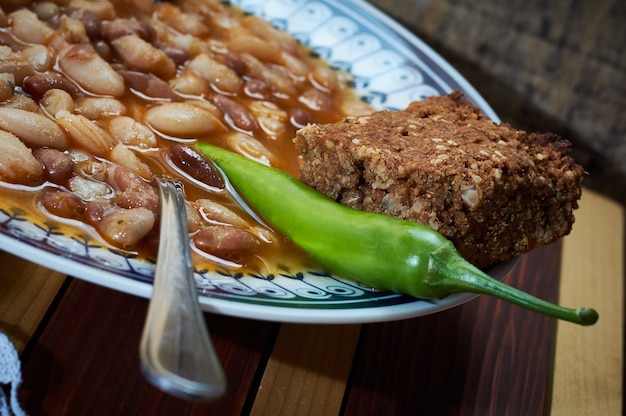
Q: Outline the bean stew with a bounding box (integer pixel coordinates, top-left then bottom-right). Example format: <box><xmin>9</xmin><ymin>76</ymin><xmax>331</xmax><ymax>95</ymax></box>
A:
<box><xmin>0</xmin><ymin>0</ymin><xmax>371</xmax><ymax>273</ymax></box>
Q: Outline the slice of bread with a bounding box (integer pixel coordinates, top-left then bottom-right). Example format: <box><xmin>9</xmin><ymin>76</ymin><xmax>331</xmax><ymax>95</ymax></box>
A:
<box><xmin>294</xmin><ymin>92</ymin><xmax>583</xmax><ymax>267</ymax></box>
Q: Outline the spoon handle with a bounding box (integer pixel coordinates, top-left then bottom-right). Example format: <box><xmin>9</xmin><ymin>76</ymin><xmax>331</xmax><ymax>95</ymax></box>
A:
<box><xmin>139</xmin><ymin>177</ymin><xmax>226</xmax><ymax>401</ymax></box>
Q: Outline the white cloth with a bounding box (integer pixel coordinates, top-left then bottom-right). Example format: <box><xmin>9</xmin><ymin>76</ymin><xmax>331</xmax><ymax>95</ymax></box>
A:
<box><xmin>0</xmin><ymin>331</ymin><xmax>25</xmax><ymax>416</ymax></box>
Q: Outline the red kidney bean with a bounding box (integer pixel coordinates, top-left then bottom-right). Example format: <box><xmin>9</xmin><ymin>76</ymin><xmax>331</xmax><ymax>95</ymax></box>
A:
<box><xmin>243</xmin><ymin>79</ymin><xmax>270</xmax><ymax>100</ymax></box>
<box><xmin>33</xmin><ymin>147</ymin><xmax>75</xmax><ymax>185</ymax></box>
<box><xmin>73</xmin><ymin>9</ymin><xmax>103</xmax><ymax>41</ymax></box>
<box><xmin>298</xmin><ymin>88</ymin><xmax>335</xmax><ymax>113</ymax></box>
<box><xmin>211</xmin><ymin>95</ymin><xmax>259</xmax><ymax>134</ymax></box>
<box><xmin>83</xmin><ymin>200</ymin><xmax>106</xmax><ymax>223</ymax></box>
<box><xmin>101</xmin><ymin>18</ymin><xmax>156</xmax><ymax>44</ymax></box>
<box><xmin>40</xmin><ymin>189</ymin><xmax>86</xmax><ymax>221</ymax></box>
<box><xmin>169</xmin><ymin>144</ymin><xmax>224</xmax><ymax>189</ymax></box>
<box><xmin>104</xmin><ymin>164</ymin><xmax>160</xmax><ymax>213</ymax></box>
<box><xmin>161</xmin><ymin>46</ymin><xmax>190</xmax><ymax>67</ymax></box>
<box><xmin>289</xmin><ymin>107</ymin><xmax>312</xmax><ymax>128</ymax></box>
<box><xmin>119</xmin><ymin>70</ymin><xmax>179</xmax><ymax>101</ymax></box>
<box><xmin>193</xmin><ymin>225</ymin><xmax>260</xmax><ymax>260</ymax></box>
<box><xmin>222</xmin><ymin>52</ymin><xmax>245</xmax><ymax>76</ymax></box>
<box><xmin>22</xmin><ymin>73</ymin><xmax>80</xmax><ymax>99</ymax></box>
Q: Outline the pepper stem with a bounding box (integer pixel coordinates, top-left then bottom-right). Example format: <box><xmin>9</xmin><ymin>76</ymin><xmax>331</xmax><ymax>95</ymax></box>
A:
<box><xmin>425</xmin><ymin>242</ymin><xmax>598</xmax><ymax>326</ymax></box>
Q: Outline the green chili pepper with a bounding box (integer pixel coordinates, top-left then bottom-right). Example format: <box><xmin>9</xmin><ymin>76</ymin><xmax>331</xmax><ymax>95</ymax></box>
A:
<box><xmin>197</xmin><ymin>143</ymin><xmax>598</xmax><ymax>326</ymax></box>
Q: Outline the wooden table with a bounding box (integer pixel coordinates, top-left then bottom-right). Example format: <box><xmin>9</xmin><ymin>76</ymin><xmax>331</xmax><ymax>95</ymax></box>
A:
<box><xmin>0</xmin><ymin>187</ymin><xmax>622</xmax><ymax>415</ymax></box>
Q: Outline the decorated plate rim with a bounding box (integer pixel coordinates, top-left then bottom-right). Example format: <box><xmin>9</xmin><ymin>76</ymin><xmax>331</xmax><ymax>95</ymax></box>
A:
<box><xmin>0</xmin><ymin>0</ymin><xmax>517</xmax><ymax>324</ymax></box>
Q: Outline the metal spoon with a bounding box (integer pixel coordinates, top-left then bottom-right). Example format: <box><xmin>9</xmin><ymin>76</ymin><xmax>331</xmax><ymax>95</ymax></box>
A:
<box><xmin>139</xmin><ymin>176</ymin><xmax>226</xmax><ymax>401</ymax></box>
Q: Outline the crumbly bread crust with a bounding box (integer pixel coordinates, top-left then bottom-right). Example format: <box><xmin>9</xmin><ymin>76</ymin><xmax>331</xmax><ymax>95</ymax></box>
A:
<box><xmin>294</xmin><ymin>92</ymin><xmax>584</xmax><ymax>267</ymax></box>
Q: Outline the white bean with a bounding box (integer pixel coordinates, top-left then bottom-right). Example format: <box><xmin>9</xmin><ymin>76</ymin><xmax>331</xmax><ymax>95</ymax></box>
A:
<box><xmin>69</xmin><ymin>175</ymin><xmax>111</xmax><ymax>202</ymax></box>
<box><xmin>20</xmin><ymin>45</ymin><xmax>54</xmax><ymax>72</ymax></box>
<box><xmin>58</xmin><ymin>15</ymin><xmax>90</xmax><ymax>44</ymax></box>
<box><xmin>56</xmin><ymin>111</ymin><xmax>117</xmax><ymax>157</ymax></box>
<box><xmin>0</xmin><ymin>45</ymin><xmax>35</xmax><ymax>84</ymax></box>
<box><xmin>248</xmin><ymin>100</ymin><xmax>288</xmax><ymax>137</ymax></box>
<box><xmin>195</xmin><ymin>199</ymin><xmax>248</xmax><ymax>227</ymax></box>
<box><xmin>0</xmin><ymin>73</ymin><xmax>14</xmax><ymax>101</ymax></box>
<box><xmin>280</xmin><ymin>51</ymin><xmax>308</xmax><ymax>80</ymax></box>
<box><xmin>107</xmin><ymin>116</ymin><xmax>157</xmax><ymax>148</ymax></box>
<box><xmin>111</xmin><ymin>34</ymin><xmax>176</xmax><ymax>79</ymax></box>
<box><xmin>242</xmin><ymin>14</ymin><xmax>298</xmax><ymax>55</ymax></box>
<box><xmin>155</xmin><ymin>3</ymin><xmax>209</xmax><ymax>37</ymax></box>
<box><xmin>186</xmin><ymin>201</ymin><xmax>204</xmax><ymax>233</ymax></box>
<box><xmin>41</xmin><ymin>89</ymin><xmax>75</xmax><ymax>118</ymax></box>
<box><xmin>240</xmin><ymin>53</ymin><xmax>296</xmax><ymax>98</ymax></box>
<box><xmin>228</xmin><ymin>35</ymin><xmax>281</xmax><ymax>63</ymax></box>
<box><xmin>310</xmin><ymin>64</ymin><xmax>339</xmax><ymax>92</ymax></box>
<box><xmin>67</xmin><ymin>0</ymin><xmax>116</xmax><ymax>20</ymax></box>
<box><xmin>187</xmin><ymin>53</ymin><xmax>243</xmax><ymax>94</ymax></box>
<box><xmin>169</xmin><ymin>70</ymin><xmax>210</xmax><ymax>97</ymax></box>
<box><xmin>0</xmin><ymin>107</ymin><xmax>69</xmax><ymax>149</ymax></box>
<box><xmin>75</xmin><ymin>97</ymin><xmax>127</xmax><ymax>119</ymax></box>
<box><xmin>0</xmin><ymin>130</ymin><xmax>43</xmax><ymax>185</ymax></box>
<box><xmin>103</xmin><ymin>206</ymin><xmax>155</xmax><ymax>247</ymax></box>
<box><xmin>9</xmin><ymin>9</ymin><xmax>54</xmax><ymax>44</ymax></box>
<box><xmin>109</xmin><ymin>143</ymin><xmax>152</xmax><ymax>180</ymax></box>
<box><xmin>58</xmin><ymin>44</ymin><xmax>125</xmax><ymax>97</ymax></box>
<box><xmin>144</xmin><ymin>102</ymin><xmax>223</xmax><ymax>138</ymax></box>
<box><xmin>87</xmin><ymin>203</ymin><xmax>155</xmax><ymax>248</ymax></box>
<box><xmin>188</xmin><ymin>100</ymin><xmax>222</xmax><ymax>119</ymax></box>
<box><xmin>226</xmin><ymin>132</ymin><xmax>272</xmax><ymax>165</ymax></box>
<box><xmin>5</xmin><ymin>94</ymin><xmax>39</xmax><ymax>112</ymax></box>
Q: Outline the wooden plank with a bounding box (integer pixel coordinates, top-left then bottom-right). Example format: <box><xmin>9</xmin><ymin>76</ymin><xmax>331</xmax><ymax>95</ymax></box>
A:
<box><xmin>18</xmin><ymin>279</ymin><xmax>278</xmax><ymax>415</ymax></box>
<box><xmin>250</xmin><ymin>323</ymin><xmax>361</xmax><ymax>416</ymax></box>
<box><xmin>0</xmin><ymin>251</ymin><xmax>67</xmax><ymax>353</ymax></box>
<box><xmin>343</xmin><ymin>244</ymin><xmax>561</xmax><ymax>415</ymax></box>
<box><xmin>552</xmin><ymin>189</ymin><xmax>624</xmax><ymax>415</ymax></box>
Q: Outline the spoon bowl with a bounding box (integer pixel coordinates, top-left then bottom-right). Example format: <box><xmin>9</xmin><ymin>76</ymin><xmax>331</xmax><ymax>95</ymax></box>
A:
<box><xmin>139</xmin><ymin>177</ymin><xmax>227</xmax><ymax>401</ymax></box>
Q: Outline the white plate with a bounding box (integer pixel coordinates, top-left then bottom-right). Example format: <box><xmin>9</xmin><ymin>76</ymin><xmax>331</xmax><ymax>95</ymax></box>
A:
<box><xmin>0</xmin><ymin>0</ymin><xmax>515</xmax><ymax>323</ymax></box>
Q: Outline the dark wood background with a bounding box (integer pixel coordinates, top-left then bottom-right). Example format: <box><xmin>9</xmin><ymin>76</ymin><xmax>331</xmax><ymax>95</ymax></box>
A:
<box><xmin>367</xmin><ymin>0</ymin><xmax>626</xmax><ymax>205</ymax></box>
